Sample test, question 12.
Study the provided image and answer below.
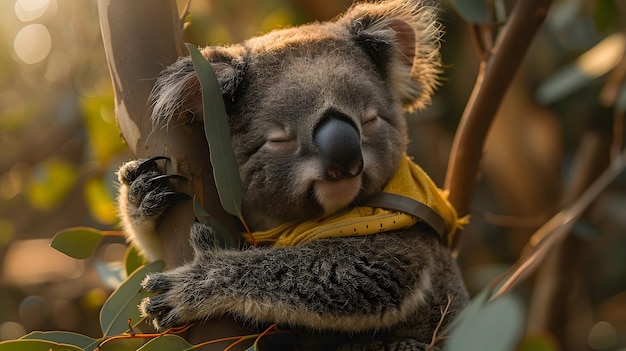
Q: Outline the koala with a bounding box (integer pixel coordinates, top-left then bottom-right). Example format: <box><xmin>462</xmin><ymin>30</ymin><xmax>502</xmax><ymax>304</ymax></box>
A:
<box><xmin>116</xmin><ymin>0</ymin><xmax>469</xmax><ymax>350</ymax></box>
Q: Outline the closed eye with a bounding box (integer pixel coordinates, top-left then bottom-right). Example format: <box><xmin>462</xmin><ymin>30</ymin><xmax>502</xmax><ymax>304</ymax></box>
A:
<box><xmin>362</xmin><ymin>114</ymin><xmax>377</xmax><ymax>126</ymax></box>
<box><xmin>264</xmin><ymin>131</ymin><xmax>297</xmax><ymax>152</ymax></box>
<box><xmin>361</xmin><ymin>109</ymin><xmax>379</xmax><ymax>133</ymax></box>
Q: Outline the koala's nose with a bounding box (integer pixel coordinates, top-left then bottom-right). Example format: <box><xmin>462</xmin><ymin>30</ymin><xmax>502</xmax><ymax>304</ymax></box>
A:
<box><xmin>313</xmin><ymin>116</ymin><xmax>364</xmax><ymax>181</ymax></box>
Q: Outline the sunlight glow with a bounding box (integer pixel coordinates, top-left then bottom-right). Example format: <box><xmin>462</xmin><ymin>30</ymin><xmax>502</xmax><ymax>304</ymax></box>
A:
<box><xmin>577</xmin><ymin>33</ymin><xmax>626</xmax><ymax>77</ymax></box>
<box><xmin>14</xmin><ymin>0</ymin><xmax>50</xmax><ymax>22</ymax></box>
<box><xmin>13</xmin><ymin>23</ymin><xmax>51</xmax><ymax>64</ymax></box>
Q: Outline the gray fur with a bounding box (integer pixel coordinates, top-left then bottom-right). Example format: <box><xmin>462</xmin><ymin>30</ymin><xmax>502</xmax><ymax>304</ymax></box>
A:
<box><xmin>117</xmin><ymin>1</ymin><xmax>467</xmax><ymax>349</ymax></box>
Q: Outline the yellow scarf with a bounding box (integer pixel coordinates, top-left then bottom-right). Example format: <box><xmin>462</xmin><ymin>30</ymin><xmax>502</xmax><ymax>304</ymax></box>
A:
<box><xmin>243</xmin><ymin>155</ymin><xmax>468</xmax><ymax>247</ymax></box>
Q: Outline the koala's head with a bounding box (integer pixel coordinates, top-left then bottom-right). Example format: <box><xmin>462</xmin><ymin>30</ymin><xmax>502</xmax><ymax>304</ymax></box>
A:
<box><xmin>151</xmin><ymin>0</ymin><xmax>442</xmax><ymax>230</ymax></box>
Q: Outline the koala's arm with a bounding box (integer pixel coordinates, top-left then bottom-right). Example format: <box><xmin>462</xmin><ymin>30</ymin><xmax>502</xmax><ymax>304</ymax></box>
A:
<box><xmin>141</xmin><ymin>222</ymin><xmax>463</xmax><ymax>333</ymax></box>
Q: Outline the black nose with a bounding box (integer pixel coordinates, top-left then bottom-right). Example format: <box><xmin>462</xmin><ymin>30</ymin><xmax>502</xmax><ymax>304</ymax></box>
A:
<box><xmin>313</xmin><ymin>116</ymin><xmax>364</xmax><ymax>181</ymax></box>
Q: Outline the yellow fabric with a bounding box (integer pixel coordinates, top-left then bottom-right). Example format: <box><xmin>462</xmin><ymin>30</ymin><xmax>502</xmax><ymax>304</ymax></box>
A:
<box><xmin>243</xmin><ymin>155</ymin><xmax>468</xmax><ymax>247</ymax></box>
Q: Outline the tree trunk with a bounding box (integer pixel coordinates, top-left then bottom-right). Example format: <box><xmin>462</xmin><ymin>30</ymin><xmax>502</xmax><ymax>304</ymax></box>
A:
<box><xmin>98</xmin><ymin>1</ymin><xmax>251</xmax><ymax>349</ymax></box>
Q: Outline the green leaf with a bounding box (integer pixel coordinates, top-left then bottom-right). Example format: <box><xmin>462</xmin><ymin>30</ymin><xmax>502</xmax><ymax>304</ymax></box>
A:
<box><xmin>536</xmin><ymin>64</ymin><xmax>595</xmax><ymax>104</ymax></box>
<box><xmin>193</xmin><ymin>196</ymin><xmax>236</xmax><ymax>249</ymax></box>
<box><xmin>186</xmin><ymin>44</ymin><xmax>244</xmax><ymax>221</ymax></box>
<box><xmin>537</xmin><ymin>33</ymin><xmax>625</xmax><ymax>104</ymax></box>
<box><xmin>0</xmin><ymin>340</ymin><xmax>82</xmax><ymax>351</ymax></box>
<box><xmin>137</xmin><ymin>335</ymin><xmax>192</xmax><ymax>350</ymax></box>
<box><xmin>21</xmin><ymin>331</ymin><xmax>98</xmax><ymax>350</ymax></box>
<box><xmin>100</xmin><ymin>260</ymin><xmax>165</xmax><ymax>337</ymax></box>
<box><xmin>98</xmin><ymin>337</ymin><xmax>150</xmax><ymax>351</ymax></box>
<box><xmin>125</xmin><ymin>244</ymin><xmax>148</xmax><ymax>276</ymax></box>
<box><xmin>447</xmin><ymin>294</ymin><xmax>525</xmax><ymax>351</ymax></box>
<box><xmin>50</xmin><ymin>227</ymin><xmax>104</xmax><ymax>259</ymax></box>
<box><xmin>450</xmin><ymin>0</ymin><xmax>490</xmax><ymax>24</ymax></box>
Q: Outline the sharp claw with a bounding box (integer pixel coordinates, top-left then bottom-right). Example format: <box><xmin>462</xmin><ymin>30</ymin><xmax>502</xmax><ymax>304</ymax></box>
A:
<box><xmin>162</xmin><ymin>191</ymin><xmax>192</xmax><ymax>204</ymax></box>
<box><xmin>148</xmin><ymin>174</ymin><xmax>188</xmax><ymax>184</ymax></box>
<box><xmin>147</xmin><ymin>156</ymin><xmax>170</xmax><ymax>162</ymax></box>
<box><xmin>137</xmin><ymin>156</ymin><xmax>170</xmax><ymax>174</ymax></box>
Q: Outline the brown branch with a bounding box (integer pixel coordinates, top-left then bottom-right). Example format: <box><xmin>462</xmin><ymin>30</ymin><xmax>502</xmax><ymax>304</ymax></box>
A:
<box><xmin>489</xmin><ymin>147</ymin><xmax>626</xmax><ymax>301</ymax></box>
<box><xmin>444</xmin><ymin>0</ymin><xmax>553</xmax><ymax>248</ymax></box>
<box><xmin>426</xmin><ymin>294</ymin><xmax>454</xmax><ymax>351</ymax></box>
<box><xmin>180</xmin><ymin>0</ymin><xmax>192</xmax><ymax>22</ymax></box>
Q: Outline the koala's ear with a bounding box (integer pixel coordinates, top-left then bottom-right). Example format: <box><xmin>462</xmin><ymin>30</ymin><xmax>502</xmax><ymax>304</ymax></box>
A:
<box><xmin>150</xmin><ymin>47</ymin><xmax>245</xmax><ymax>126</ymax></box>
<box><xmin>340</xmin><ymin>0</ymin><xmax>442</xmax><ymax>111</ymax></box>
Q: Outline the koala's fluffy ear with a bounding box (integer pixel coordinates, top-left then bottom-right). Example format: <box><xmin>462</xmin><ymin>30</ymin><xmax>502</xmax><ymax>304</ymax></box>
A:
<box><xmin>340</xmin><ymin>0</ymin><xmax>442</xmax><ymax>111</ymax></box>
<box><xmin>150</xmin><ymin>48</ymin><xmax>245</xmax><ymax>126</ymax></box>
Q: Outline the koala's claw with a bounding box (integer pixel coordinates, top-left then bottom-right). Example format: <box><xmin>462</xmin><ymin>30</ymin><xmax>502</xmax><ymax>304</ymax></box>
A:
<box><xmin>140</xmin><ymin>272</ymin><xmax>189</xmax><ymax>330</ymax></box>
<box><xmin>160</xmin><ymin>191</ymin><xmax>192</xmax><ymax>203</ymax></box>
<box><xmin>147</xmin><ymin>174</ymin><xmax>187</xmax><ymax>184</ymax></box>
<box><xmin>136</xmin><ymin>156</ymin><xmax>170</xmax><ymax>174</ymax></box>
<box><xmin>142</xmin><ymin>272</ymin><xmax>173</xmax><ymax>292</ymax></box>
<box><xmin>118</xmin><ymin>157</ymin><xmax>191</xmax><ymax>231</ymax></box>
<box><xmin>118</xmin><ymin>156</ymin><xmax>170</xmax><ymax>185</ymax></box>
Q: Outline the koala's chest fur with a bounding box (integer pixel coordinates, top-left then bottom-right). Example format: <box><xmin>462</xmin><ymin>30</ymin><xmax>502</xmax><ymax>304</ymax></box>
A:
<box><xmin>117</xmin><ymin>1</ymin><xmax>469</xmax><ymax>350</ymax></box>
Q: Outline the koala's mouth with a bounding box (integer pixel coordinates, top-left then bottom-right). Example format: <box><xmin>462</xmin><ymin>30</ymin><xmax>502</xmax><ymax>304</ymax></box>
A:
<box><xmin>313</xmin><ymin>176</ymin><xmax>362</xmax><ymax>216</ymax></box>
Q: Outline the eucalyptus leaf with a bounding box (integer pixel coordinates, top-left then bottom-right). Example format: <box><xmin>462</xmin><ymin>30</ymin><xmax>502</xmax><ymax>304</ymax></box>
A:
<box><xmin>21</xmin><ymin>331</ymin><xmax>98</xmax><ymax>350</ymax></box>
<box><xmin>98</xmin><ymin>337</ymin><xmax>150</xmax><ymax>351</ymax></box>
<box><xmin>186</xmin><ymin>44</ymin><xmax>244</xmax><ymax>222</ymax></box>
<box><xmin>450</xmin><ymin>0</ymin><xmax>490</xmax><ymax>24</ymax></box>
<box><xmin>536</xmin><ymin>64</ymin><xmax>594</xmax><ymax>104</ymax></box>
<box><xmin>125</xmin><ymin>244</ymin><xmax>147</xmax><ymax>276</ymax></box>
<box><xmin>100</xmin><ymin>260</ymin><xmax>165</xmax><ymax>337</ymax></box>
<box><xmin>193</xmin><ymin>196</ymin><xmax>236</xmax><ymax>249</ymax></box>
<box><xmin>537</xmin><ymin>33</ymin><xmax>625</xmax><ymax>104</ymax></box>
<box><xmin>447</xmin><ymin>294</ymin><xmax>525</xmax><ymax>351</ymax></box>
<box><xmin>0</xmin><ymin>340</ymin><xmax>82</xmax><ymax>351</ymax></box>
<box><xmin>50</xmin><ymin>226</ymin><xmax>104</xmax><ymax>259</ymax></box>
<box><xmin>136</xmin><ymin>335</ymin><xmax>193</xmax><ymax>351</ymax></box>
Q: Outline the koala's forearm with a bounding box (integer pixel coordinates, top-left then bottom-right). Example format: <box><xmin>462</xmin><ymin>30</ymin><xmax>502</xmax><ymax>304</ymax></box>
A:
<box><xmin>142</xmin><ymin>231</ymin><xmax>438</xmax><ymax>332</ymax></box>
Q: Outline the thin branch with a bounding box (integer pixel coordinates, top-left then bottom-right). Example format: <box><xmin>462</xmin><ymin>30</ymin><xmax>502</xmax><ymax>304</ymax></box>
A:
<box><xmin>444</xmin><ymin>0</ymin><xmax>553</xmax><ymax>248</ymax></box>
<box><xmin>490</xmin><ymin>148</ymin><xmax>626</xmax><ymax>301</ymax></box>
<box><xmin>180</xmin><ymin>0</ymin><xmax>192</xmax><ymax>22</ymax></box>
<box><xmin>426</xmin><ymin>294</ymin><xmax>454</xmax><ymax>351</ymax></box>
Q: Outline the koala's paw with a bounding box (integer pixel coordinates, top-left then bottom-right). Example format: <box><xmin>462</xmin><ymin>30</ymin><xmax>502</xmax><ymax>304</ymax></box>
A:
<box><xmin>117</xmin><ymin>157</ymin><xmax>189</xmax><ymax>224</ymax></box>
<box><xmin>140</xmin><ymin>222</ymin><xmax>219</xmax><ymax>330</ymax></box>
<box><xmin>140</xmin><ymin>270</ymin><xmax>191</xmax><ymax>330</ymax></box>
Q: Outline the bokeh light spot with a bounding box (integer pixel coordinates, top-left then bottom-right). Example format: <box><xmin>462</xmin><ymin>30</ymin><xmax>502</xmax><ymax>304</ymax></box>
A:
<box><xmin>588</xmin><ymin>321</ymin><xmax>617</xmax><ymax>350</ymax></box>
<box><xmin>0</xmin><ymin>322</ymin><xmax>26</xmax><ymax>341</ymax></box>
<box><xmin>14</xmin><ymin>0</ymin><xmax>50</xmax><ymax>22</ymax></box>
<box><xmin>13</xmin><ymin>24</ymin><xmax>52</xmax><ymax>65</ymax></box>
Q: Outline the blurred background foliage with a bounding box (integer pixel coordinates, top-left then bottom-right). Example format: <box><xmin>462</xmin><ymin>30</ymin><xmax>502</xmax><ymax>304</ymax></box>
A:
<box><xmin>0</xmin><ymin>0</ymin><xmax>625</xmax><ymax>350</ymax></box>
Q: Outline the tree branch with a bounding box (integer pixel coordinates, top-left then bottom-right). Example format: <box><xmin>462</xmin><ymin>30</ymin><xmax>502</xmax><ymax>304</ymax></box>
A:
<box><xmin>444</xmin><ymin>0</ymin><xmax>553</xmax><ymax>248</ymax></box>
